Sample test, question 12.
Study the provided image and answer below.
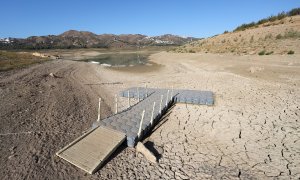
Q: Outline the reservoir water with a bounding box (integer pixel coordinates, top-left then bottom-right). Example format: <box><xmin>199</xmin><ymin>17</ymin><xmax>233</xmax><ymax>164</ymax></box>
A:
<box><xmin>81</xmin><ymin>53</ymin><xmax>150</xmax><ymax>67</ymax></box>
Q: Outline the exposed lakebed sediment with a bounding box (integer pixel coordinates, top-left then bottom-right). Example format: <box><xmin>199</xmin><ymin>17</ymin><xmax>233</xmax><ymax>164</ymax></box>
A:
<box><xmin>0</xmin><ymin>52</ymin><xmax>299</xmax><ymax>179</ymax></box>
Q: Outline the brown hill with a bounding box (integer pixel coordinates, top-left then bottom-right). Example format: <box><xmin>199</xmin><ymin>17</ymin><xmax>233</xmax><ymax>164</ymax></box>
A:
<box><xmin>0</xmin><ymin>31</ymin><xmax>198</xmax><ymax>50</ymax></box>
<box><xmin>175</xmin><ymin>15</ymin><xmax>300</xmax><ymax>55</ymax></box>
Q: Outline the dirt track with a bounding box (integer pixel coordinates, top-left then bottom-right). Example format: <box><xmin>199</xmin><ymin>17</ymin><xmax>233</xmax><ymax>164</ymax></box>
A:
<box><xmin>1</xmin><ymin>52</ymin><xmax>300</xmax><ymax>179</ymax></box>
<box><xmin>0</xmin><ymin>60</ymin><xmax>113</xmax><ymax>179</ymax></box>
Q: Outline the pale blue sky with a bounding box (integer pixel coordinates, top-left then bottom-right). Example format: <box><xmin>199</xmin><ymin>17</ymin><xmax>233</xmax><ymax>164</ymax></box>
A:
<box><xmin>0</xmin><ymin>0</ymin><xmax>299</xmax><ymax>38</ymax></box>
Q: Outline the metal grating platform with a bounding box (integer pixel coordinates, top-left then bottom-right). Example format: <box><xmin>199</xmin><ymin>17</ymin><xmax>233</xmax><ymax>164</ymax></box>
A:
<box><xmin>93</xmin><ymin>87</ymin><xmax>214</xmax><ymax>147</ymax></box>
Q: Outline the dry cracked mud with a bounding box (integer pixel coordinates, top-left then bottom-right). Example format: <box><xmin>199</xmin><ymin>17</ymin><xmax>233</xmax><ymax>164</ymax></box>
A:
<box><xmin>1</xmin><ymin>52</ymin><xmax>299</xmax><ymax>179</ymax></box>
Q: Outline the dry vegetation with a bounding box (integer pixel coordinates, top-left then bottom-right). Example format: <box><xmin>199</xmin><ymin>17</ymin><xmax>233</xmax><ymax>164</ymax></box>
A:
<box><xmin>173</xmin><ymin>15</ymin><xmax>300</xmax><ymax>55</ymax></box>
<box><xmin>0</xmin><ymin>51</ymin><xmax>49</xmax><ymax>71</ymax></box>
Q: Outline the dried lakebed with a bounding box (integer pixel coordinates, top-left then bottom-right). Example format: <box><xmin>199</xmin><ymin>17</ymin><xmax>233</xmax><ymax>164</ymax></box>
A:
<box><xmin>0</xmin><ymin>52</ymin><xmax>299</xmax><ymax>179</ymax></box>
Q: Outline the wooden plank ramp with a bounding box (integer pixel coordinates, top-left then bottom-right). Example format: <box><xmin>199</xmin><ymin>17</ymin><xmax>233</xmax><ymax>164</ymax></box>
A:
<box><xmin>56</xmin><ymin>126</ymin><xmax>126</xmax><ymax>174</ymax></box>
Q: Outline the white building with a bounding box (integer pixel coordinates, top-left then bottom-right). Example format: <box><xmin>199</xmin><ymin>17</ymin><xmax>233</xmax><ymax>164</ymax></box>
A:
<box><xmin>0</xmin><ymin>38</ymin><xmax>11</xmax><ymax>44</ymax></box>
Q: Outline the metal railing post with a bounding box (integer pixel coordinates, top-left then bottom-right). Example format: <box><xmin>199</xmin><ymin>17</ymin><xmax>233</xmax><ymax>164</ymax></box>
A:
<box><xmin>137</xmin><ymin>110</ymin><xmax>145</xmax><ymax>138</ymax></box>
<box><xmin>171</xmin><ymin>86</ymin><xmax>174</xmax><ymax>100</ymax></box>
<box><xmin>145</xmin><ymin>84</ymin><xmax>148</xmax><ymax>98</ymax></box>
<box><xmin>127</xmin><ymin>90</ymin><xmax>130</xmax><ymax>108</ymax></box>
<box><xmin>115</xmin><ymin>94</ymin><xmax>118</xmax><ymax>114</ymax></box>
<box><xmin>160</xmin><ymin>95</ymin><xmax>163</xmax><ymax>113</ymax></box>
<box><xmin>150</xmin><ymin>102</ymin><xmax>156</xmax><ymax>125</ymax></box>
<box><xmin>137</xmin><ymin>87</ymin><xmax>140</xmax><ymax>101</ymax></box>
<box><xmin>97</xmin><ymin>97</ymin><xmax>101</xmax><ymax>121</ymax></box>
<box><xmin>166</xmin><ymin>90</ymin><xmax>169</xmax><ymax>106</ymax></box>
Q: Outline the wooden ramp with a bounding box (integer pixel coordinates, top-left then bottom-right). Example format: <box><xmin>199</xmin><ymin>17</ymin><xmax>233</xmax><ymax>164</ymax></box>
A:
<box><xmin>56</xmin><ymin>126</ymin><xmax>126</xmax><ymax>174</ymax></box>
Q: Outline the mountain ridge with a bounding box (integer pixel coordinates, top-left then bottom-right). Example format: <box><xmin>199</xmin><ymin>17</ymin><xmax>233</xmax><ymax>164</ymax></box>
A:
<box><xmin>0</xmin><ymin>30</ymin><xmax>198</xmax><ymax>50</ymax></box>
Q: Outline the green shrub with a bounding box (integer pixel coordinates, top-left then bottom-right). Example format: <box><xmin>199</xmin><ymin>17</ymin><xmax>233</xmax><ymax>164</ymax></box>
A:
<box><xmin>258</xmin><ymin>50</ymin><xmax>266</xmax><ymax>55</ymax></box>
<box><xmin>250</xmin><ymin>35</ymin><xmax>254</xmax><ymax>43</ymax></box>
<box><xmin>224</xmin><ymin>30</ymin><xmax>229</xmax><ymax>34</ymax></box>
<box><xmin>257</xmin><ymin>18</ymin><xmax>268</xmax><ymax>25</ymax></box>
<box><xmin>287</xmin><ymin>50</ymin><xmax>294</xmax><ymax>55</ymax></box>
<box><xmin>234</xmin><ymin>22</ymin><xmax>256</xmax><ymax>32</ymax></box>
<box><xmin>277</xmin><ymin>12</ymin><xmax>287</xmax><ymax>20</ymax></box>
<box><xmin>276</xmin><ymin>34</ymin><xmax>283</xmax><ymax>39</ymax></box>
<box><xmin>233</xmin><ymin>7</ymin><xmax>300</xmax><ymax>32</ymax></box>
<box><xmin>265</xmin><ymin>51</ymin><xmax>274</xmax><ymax>55</ymax></box>
<box><xmin>188</xmin><ymin>49</ymin><xmax>196</xmax><ymax>53</ymax></box>
<box><xmin>0</xmin><ymin>51</ymin><xmax>49</xmax><ymax>71</ymax></box>
<box><xmin>284</xmin><ymin>30</ymin><xmax>300</xmax><ymax>38</ymax></box>
<box><xmin>264</xmin><ymin>33</ymin><xmax>273</xmax><ymax>40</ymax></box>
<box><xmin>267</xmin><ymin>15</ymin><xmax>277</xmax><ymax>22</ymax></box>
<box><xmin>288</xmin><ymin>8</ymin><xmax>300</xmax><ymax>16</ymax></box>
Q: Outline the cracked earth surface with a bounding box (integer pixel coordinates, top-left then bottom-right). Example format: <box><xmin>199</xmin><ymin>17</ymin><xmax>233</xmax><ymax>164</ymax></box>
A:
<box><xmin>95</xmin><ymin>53</ymin><xmax>300</xmax><ymax>179</ymax></box>
<box><xmin>1</xmin><ymin>52</ymin><xmax>299</xmax><ymax>179</ymax></box>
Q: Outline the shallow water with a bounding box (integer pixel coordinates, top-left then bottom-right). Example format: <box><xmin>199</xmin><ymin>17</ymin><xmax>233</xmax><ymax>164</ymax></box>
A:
<box><xmin>80</xmin><ymin>53</ymin><xmax>150</xmax><ymax>67</ymax></box>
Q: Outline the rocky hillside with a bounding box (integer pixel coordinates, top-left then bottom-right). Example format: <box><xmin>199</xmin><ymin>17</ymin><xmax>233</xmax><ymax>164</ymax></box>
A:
<box><xmin>0</xmin><ymin>30</ymin><xmax>198</xmax><ymax>50</ymax></box>
<box><xmin>175</xmin><ymin>13</ymin><xmax>300</xmax><ymax>55</ymax></box>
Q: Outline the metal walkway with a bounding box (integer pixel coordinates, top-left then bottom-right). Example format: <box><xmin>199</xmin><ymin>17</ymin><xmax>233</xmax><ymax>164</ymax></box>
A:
<box><xmin>57</xmin><ymin>87</ymin><xmax>214</xmax><ymax>174</ymax></box>
<box><xmin>93</xmin><ymin>87</ymin><xmax>213</xmax><ymax>147</ymax></box>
